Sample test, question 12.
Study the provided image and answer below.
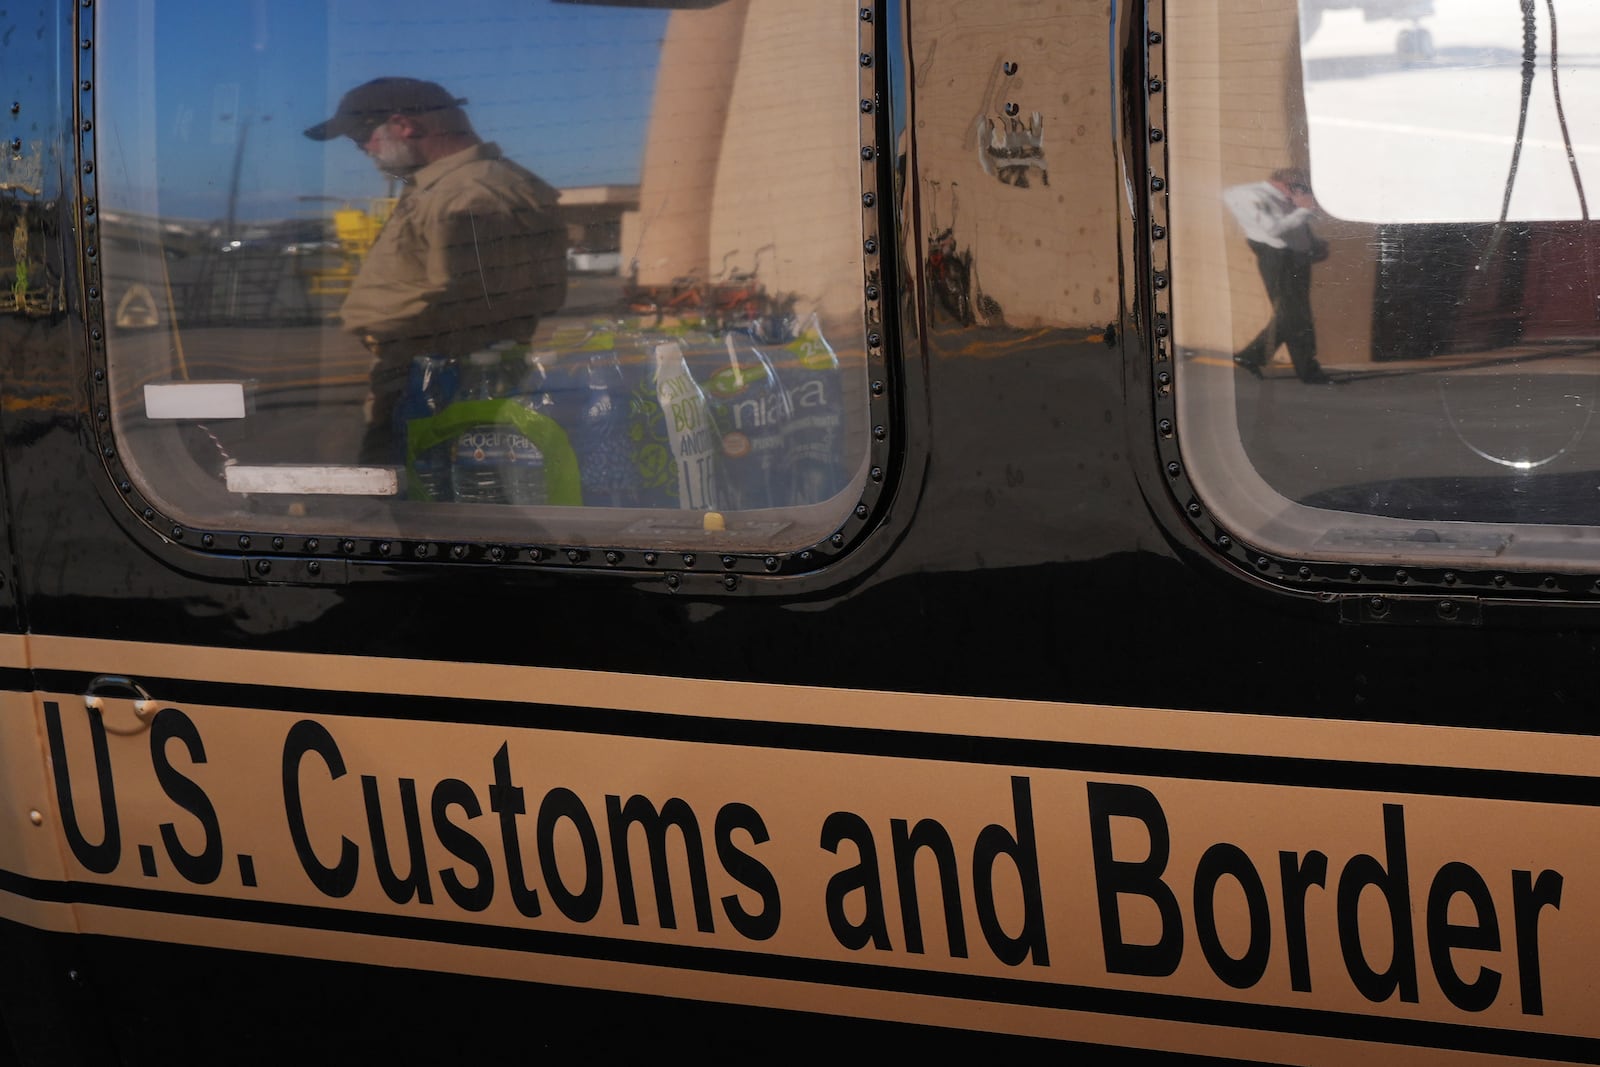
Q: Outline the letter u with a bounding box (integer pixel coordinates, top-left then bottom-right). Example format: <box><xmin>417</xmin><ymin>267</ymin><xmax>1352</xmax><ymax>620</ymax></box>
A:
<box><xmin>43</xmin><ymin>701</ymin><xmax>121</xmax><ymax>874</ymax></box>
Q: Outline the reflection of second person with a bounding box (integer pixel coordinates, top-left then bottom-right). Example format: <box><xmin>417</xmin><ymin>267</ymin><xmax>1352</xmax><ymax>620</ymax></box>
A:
<box><xmin>304</xmin><ymin>78</ymin><xmax>568</xmax><ymax>463</ymax></box>
<box><xmin>1223</xmin><ymin>167</ymin><xmax>1334</xmax><ymax>385</ymax></box>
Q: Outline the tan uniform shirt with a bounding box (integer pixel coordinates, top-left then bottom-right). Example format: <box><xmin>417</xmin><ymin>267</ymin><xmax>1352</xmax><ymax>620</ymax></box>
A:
<box><xmin>342</xmin><ymin>142</ymin><xmax>567</xmax><ymax>359</ymax></box>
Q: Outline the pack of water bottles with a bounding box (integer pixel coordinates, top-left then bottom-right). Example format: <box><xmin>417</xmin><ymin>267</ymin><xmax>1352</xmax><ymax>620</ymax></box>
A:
<box><xmin>396</xmin><ymin>315</ymin><xmax>849</xmax><ymax>511</ymax></box>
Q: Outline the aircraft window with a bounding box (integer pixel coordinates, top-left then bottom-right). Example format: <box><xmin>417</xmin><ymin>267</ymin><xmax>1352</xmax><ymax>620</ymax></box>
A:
<box><xmin>1161</xmin><ymin>0</ymin><xmax>1600</xmax><ymax>575</ymax></box>
<box><xmin>95</xmin><ymin>2</ymin><xmax>877</xmax><ymax>558</ymax></box>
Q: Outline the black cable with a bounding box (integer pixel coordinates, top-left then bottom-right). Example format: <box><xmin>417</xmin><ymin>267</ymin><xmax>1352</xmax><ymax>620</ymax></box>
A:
<box><xmin>1544</xmin><ymin>0</ymin><xmax>1589</xmax><ymax>219</ymax></box>
<box><xmin>1499</xmin><ymin>0</ymin><xmax>1539</xmax><ymax>224</ymax></box>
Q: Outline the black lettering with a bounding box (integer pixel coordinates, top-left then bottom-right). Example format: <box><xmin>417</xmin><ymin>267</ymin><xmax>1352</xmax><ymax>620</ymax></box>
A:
<box><xmin>1513</xmin><ymin>868</ymin><xmax>1563</xmax><ymax>1016</ymax></box>
<box><xmin>1279</xmin><ymin>849</ymin><xmax>1329</xmax><ymax>993</ymax></box>
<box><xmin>714</xmin><ymin>802</ymin><xmax>780</xmax><ymax>941</ymax></box>
<box><xmin>821</xmin><ymin>811</ymin><xmax>891</xmax><ymax>950</ymax></box>
<box><xmin>1426</xmin><ymin>861</ymin><xmax>1501</xmax><ymax>1012</ymax></box>
<box><xmin>606</xmin><ymin>794</ymin><xmax>714</xmax><ymax>932</ymax></box>
<box><xmin>281</xmin><ymin>720</ymin><xmax>358</xmax><ymax>898</ymax></box>
<box><xmin>488</xmin><ymin>743</ymin><xmax>541</xmax><ymax>919</ymax></box>
<box><xmin>973</xmin><ymin>777</ymin><xmax>1049</xmax><ymax>967</ymax></box>
<box><xmin>891</xmin><ymin>818</ymin><xmax>967</xmax><ymax>958</ymax></box>
<box><xmin>1194</xmin><ymin>843</ymin><xmax>1270</xmax><ymax>989</ymax></box>
<box><xmin>42</xmin><ymin>700</ymin><xmax>120</xmax><ymax>874</ymax></box>
<box><xmin>536</xmin><ymin>787</ymin><xmax>604</xmax><ymax>922</ymax></box>
<box><xmin>1086</xmin><ymin>782</ymin><xmax>1183</xmax><ymax>977</ymax></box>
<box><xmin>1336</xmin><ymin>804</ymin><xmax>1419</xmax><ymax>1004</ymax></box>
<box><xmin>360</xmin><ymin>776</ymin><xmax>433</xmax><ymax>906</ymax></box>
<box><xmin>150</xmin><ymin>707</ymin><xmax>223</xmax><ymax>885</ymax></box>
<box><xmin>431</xmin><ymin>778</ymin><xmax>494</xmax><ymax>912</ymax></box>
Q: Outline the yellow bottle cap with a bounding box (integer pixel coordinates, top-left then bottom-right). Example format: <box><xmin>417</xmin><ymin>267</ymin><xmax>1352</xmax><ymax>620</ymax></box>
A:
<box><xmin>703</xmin><ymin>511</ymin><xmax>726</xmax><ymax>532</ymax></box>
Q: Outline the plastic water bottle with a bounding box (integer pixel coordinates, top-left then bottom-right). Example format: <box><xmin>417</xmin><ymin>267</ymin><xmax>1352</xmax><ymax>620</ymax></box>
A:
<box><xmin>694</xmin><ymin>332</ymin><xmax>792</xmax><ymax>510</ymax></box>
<box><xmin>568</xmin><ymin>350</ymin><xmax>643</xmax><ymax>507</ymax></box>
<box><xmin>654</xmin><ymin>340</ymin><xmax>719</xmax><ymax>510</ymax></box>
<box><xmin>450</xmin><ymin>349</ymin><xmax>547</xmax><ymax>506</ymax></box>
<box><xmin>397</xmin><ymin>354</ymin><xmax>458</xmax><ymax>501</ymax></box>
<box><xmin>781</xmin><ymin>315</ymin><xmax>848</xmax><ymax>504</ymax></box>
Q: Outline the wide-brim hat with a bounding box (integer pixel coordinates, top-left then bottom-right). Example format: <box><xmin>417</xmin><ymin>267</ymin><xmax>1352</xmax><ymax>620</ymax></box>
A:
<box><xmin>304</xmin><ymin>77</ymin><xmax>468</xmax><ymax>141</ymax></box>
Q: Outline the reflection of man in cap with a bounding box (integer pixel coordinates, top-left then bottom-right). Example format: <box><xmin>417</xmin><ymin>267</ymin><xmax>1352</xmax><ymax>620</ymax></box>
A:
<box><xmin>1223</xmin><ymin>167</ymin><xmax>1333</xmax><ymax>384</ymax></box>
<box><xmin>306</xmin><ymin>77</ymin><xmax>567</xmax><ymax>462</ymax></box>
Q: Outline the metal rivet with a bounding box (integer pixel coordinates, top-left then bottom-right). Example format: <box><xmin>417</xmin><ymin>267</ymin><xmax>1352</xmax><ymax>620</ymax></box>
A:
<box><xmin>1217</xmin><ymin>535</ymin><xmax>1231</xmax><ymax>549</ymax></box>
<box><xmin>170</xmin><ymin>527</ymin><xmax>182</xmax><ymax>540</ymax></box>
<box><xmin>1151</xmin><ymin>177</ymin><xmax>1165</xmax><ymax>192</ymax></box>
<box><xmin>271</xmin><ymin>536</ymin><xmax>284</xmax><ymax>550</ymax></box>
<box><xmin>1148</xmin><ymin>78</ymin><xmax>1162</xmax><ymax>93</ymax></box>
<box><xmin>871</xmin><ymin>380</ymin><xmax>885</xmax><ymax>396</ymax></box>
<box><xmin>1494</xmin><ymin>574</ymin><xmax>1507</xmax><ymax>587</ymax></box>
<box><xmin>7</xmin><ymin>139</ymin><xmax>19</xmax><ymax>153</ymax></box>
<box><xmin>1152</xmin><ymin>273</ymin><xmax>1167</xmax><ymax>289</ymax></box>
<box><xmin>861</xmin><ymin>146</ymin><xmax>875</xmax><ymax>161</ymax></box>
<box><xmin>1298</xmin><ymin>565</ymin><xmax>1312</xmax><ymax>580</ymax></box>
<box><xmin>861</xmin><ymin>99</ymin><xmax>874</xmax><ymax>114</ymax></box>
<box><xmin>800</xmin><ymin>551</ymin><xmax>814</xmax><ymax>561</ymax></box>
<box><xmin>873</xmin><ymin>424</ymin><xmax>887</xmax><ymax>440</ymax></box>
<box><xmin>82</xmin><ymin>161</ymin><xmax>93</xmax><ymax>174</ymax></box>
<box><xmin>855</xmin><ymin>504</ymin><xmax>869</xmax><ymax>519</ymax></box>
<box><xmin>88</xmin><ymin>287</ymin><xmax>100</xmax><ymax>300</ymax></box>
<box><xmin>764</xmin><ymin>556</ymin><xmax>779</xmax><ymax>572</ymax></box>
<box><xmin>1157</xmin><ymin>418</ymin><xmax>1173</xmax><ymax>436</ymax></box>
<box><xmin>90</xmin><ymin>328</ymin><xmax>102</xmax><ymax>342</ymax></box>
<box><xmin>666</xmin><ymin>573</ymin><xmax>681</xmax><ymax>590</ymax></box>
<box><xmin>81</xmin><ymin>120</ymin><xmax>91</xmax><ymax>132</ymax></box>
<box><xmin>1150</xmin><ymin>129</ymin><xmax>1164</xmax><ymax>143</ymax></box>
<box><xmin>1438</xmin><ymin>601</ymin><xmax>1459</xmax><ymax>619</ymax></box>
<box><xmin>1443</xmin><ymin>572</ymin><xmax>1457</xmax><ymax>585</ymax></box>
<box><xmin>870</xmin><ymin>466</ymin><xmax>883</xmax><ymax>482</ymax></box>
<box><xmin>1152</xmin><ymin>224</ymin><xmax>1167</xmax><ymax>240</ymax></box>
<box><xmin>1166</xmin><ymin>462</ymin><xmax>1180</xmax><ymax>477</ymax></box>
<box><xmin>451</xmin><ymin>545</ymin><xmax>466</xmax><ymax>559</ymax></box>
<box><xmin>119</xmin><ymin>480</ymin><xmax>132</xmax><ymax>493</ymax></box>
<box><xmin>255</xmin><ymin>559</ymin><xmax>271</xmax><ymax>575</ymax></box>
<box><xmin>606</xmin><ymin>551</ymin><xmax>621</xmax><ymax>565</ymax></box>
<box><xmin>307</xmin><ymin>561</ymin><xmax>321</xmax><ymax>575</ymax></box>
<box><xmin>95</xmin><ymin>407</ymin><xmax>106</xmax><ymax>421</ymax></box>
<box><xmin>723</xmin><ymin>574</ymin><xmax>739</xmax><ymax>591</ymax></box>
<box><xmin>341</xmin><ymin>539</ymin><xmax>355</xmax><ymax>554</ymax></box>
<box><xmin>529</xmin><ymin>547</ymin><xmax>544</xmax><ymax>562</ymax></box>
<box><xmin>567</xmin><ymin>549</ymin><xmax>583</xmax><ymax>563</ymax></box>
<box><xmin>1186</xmin><ymin>502</ymin><xmax>1201</xmax><ymax>516</ymax></box>
<box><xmin>7</xmin><ymin>103</ymin><xmax>17</xmax><ymax>115</ymax></box>
<box><xmin>860</xmin><ymin>53</ymin><xmax>872</xmax><ymax>67</ymax></box>
<box><xmin>683</xmin><ymin>553</ymin><xmax>696</xmax><ymax>567</ymax></box>
<box><xmin>81</xmin><ymin>39</ymin><xmax>91</xmax><ymax>50</ymax></box>
<box><xmin>1369</xmin><ymin>596</ymin><xmax>1387</xmax><ymax>615</ymax></box>
<box><xmin>489</xmin><ymin>546</ymin><xmax>505</xmax><ymax>561</ymax></box>
<box><xmin>201</xmin><ymin>533</ymin><xmax>214</xmax><ymax>547</ymax></box>
<box><xmin>238</xmin><ymin>535</ymin><xmax>251</xmax><ymax>549</ymax></box>
<box><xmin>1348</xmin><ymin>568</ymin><xmax>1362</xmax><ymax>581</ymax></box>
<box><xmin>1157</xmin><ymin>371</ymin><xmax>1172</xmax><ymax>387</ymax></box>
<box><xmin>414</xmin><ymin>543</ymin><xmax>428</xmax><ymax>558</ymax></box>
<box><xmin>1544</xmin><ymin>576</ymin><xmax>1558</xmax><ymax>590</ymax></box>
<box><xmin>866</xmin><ymin>285</ymin><xmax>880</xmax><ymax>300</ymax></box>
<box><xmin>93</xmin><ymin>368</ymin><xmax>104</xmax><ymax>381</ymax></box>
<box><xmin>306</xmin><ymin>537</ymin><xmax>319</xmax><ymax>552</ymax></box>
<box><xmin>868</xmin><ymin>332</ymin><xmax>882</xmax><ymax>347</ymax></box>
<box><xmin>644</xmin><ymin>552</ymin><xmax>658</xmax><ymax>565</ymax></box>
<box><xmin>1255</xmin><ymin>556</ymin><xmax>1270</xmax><ymax>571</ymax></box>
<box><xmin>860</xmin><ymin>8</ymin><xmax>872</xmax><ymax>21</ymax></box>
<box><xmin>1395</xmin><ymin>569</ymin><xmax>1408</xmax><ymax>584</ymax></box>
<box><xmin>831</xmin><ymin>533</ymin><xmax>846</xmax><ymax>547</ymax></box>
<box><xmin>28</xmin><ymin>810</ymin><xmax>42</xmax><ymax>826</ymax></box>
<box><xmin>85</xmin><ymin>245</ymin><xmax>97</xmax><ymax>258</ymax></box>
<box><xmin>720</xmin><ymin>555</ymin><xmax>735</xmax><ymax>569</ymax></box>
<box><xmin>1003</xmin><ymin>61</ymin><xmax>1018</xmax><ymax>75</ymax></box>
<box><xmin>101</xmin><ymin>446</ymin><xmax>113</xmax><ymax>458</ymax></box>
<box><xmin>142</xmin><ymin>507</ymin><xmax>153</xmax><ymax>520</ymax></box>
<box><xmin>862</xmin><ymin>193</ymin><xmax>876</xmax><ymax>207</ymax></box>
<box><xmin>1005</xmin><ymin>102</ymin><xmax>1019</xmax><ymax>117</ymax></box>
<box><xmin>1149</xmin><ymin>30</ymin><xmax>1162</xmax><ymax>45</ymax></box>
<box><xmin>81</xmin><ymin>81</ymin><xmax>92</xmax><ymax>92</ymax></box>
<box><xmin>864</xmin><ymin>238</ymin><xmax>877</xmax><ymax>254</ymax></box>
